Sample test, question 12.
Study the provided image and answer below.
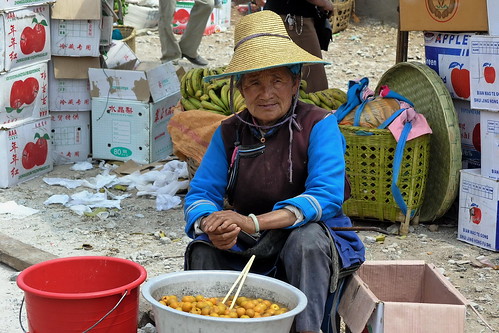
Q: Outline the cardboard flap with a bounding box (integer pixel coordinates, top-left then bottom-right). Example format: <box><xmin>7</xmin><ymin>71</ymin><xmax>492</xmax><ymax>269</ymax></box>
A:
<box><xmin>384</xmin><ymin>302</ymin><xmax>466</xmax><ymax>333</ymax></box>
<box><xmin>424</xmin><ymin>264</ymin><xmax>469</xmax><ymax>305</ymax></box>
<box><xmin>88</xmin><ymin>68</ymin><xmax>150</xmax><ymax>101</ymax></box>
<box><xmin>51</xmin><ymin>0</ymin><xmax>101</xmax><ymax>20</ymax></box>
<box><xmin>338</xmin><ymin>274</ymin><xmax>378</xmax><ymax>333</ymax></box>
<box><xmin>142</xmin><ymin>61</ymin><xmax>181</xmax><ymax>102</ymax></box>
<box><xmin>52</xmin><ymin>56</ymin><xmax>101</xmax><ymax>79</ymax></box>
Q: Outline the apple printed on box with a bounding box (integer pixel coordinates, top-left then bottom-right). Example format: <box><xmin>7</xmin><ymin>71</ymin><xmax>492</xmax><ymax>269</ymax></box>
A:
<box><xmin>0</xmin><ymin>116</ymin><xmax>52</xmax><ymax>188</ymax></box>
<box><xmin>424</xmin><ymin>31</ymin><xmax>475</xmax><ymax>101</ymax></box>
<box><xmin>0</xmin><ymin>0</ymin><xmax>48</xmax><ymax>11</ymax></box>
<box><xmin>0</xmin><ymin>5</ymin><xmax>51</xmax><ymax>72</ymax></box>
<box><xmin>458</xmin><ymin>168</ymin><xmax>499</xmax><ymax>252</ymax></box>
<box><xmin>173</xmin><ymin>2</ymin><xmax>220</xmax><ymax>36</ymax></box>
<box><xmin>50</xmin><ymin>19</ymin><xmax>101</xmax><ymax>57</ymax></box>
<box><xmin>470</xmin><ymin>35</ymin><xmax>499</xmax><ymax>111</ymax></box>
<box><xmin>0</xmin><ymin>61</ymin><xmax>49</xmax><ymax>125</ymax></box>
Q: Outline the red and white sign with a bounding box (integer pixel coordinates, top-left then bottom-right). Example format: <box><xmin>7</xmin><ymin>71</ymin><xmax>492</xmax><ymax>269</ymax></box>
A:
<box><xmin>0</xmin><ymin>61</ymin><xmax>49</xmax><ymax>124</ymax></box>
<box><xmin>0</xmin><ymin>5</ymin><xmax>51</xmax><ymax>72</ymax></box>
<box><xmin>0</xmin><ymin>116</ymin><xmax>52</xmax><ymax>188</ymax></box>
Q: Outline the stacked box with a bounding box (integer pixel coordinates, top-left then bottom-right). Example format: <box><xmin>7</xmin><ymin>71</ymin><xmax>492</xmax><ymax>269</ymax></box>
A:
<box><xmin>0</xmin><ymin>116</ymin><xmax>52</xmax><ymax>188</ymax></box>
<box><xmin>89</xmin><ymin>61</ymin><xmax>181</xmax><ymax>164</ymax></box>
<box><xmin>458</xmin><ymin>169</ymin><xmax>499</xmax><ymax>251</ymax></box>
<box><xmin>453</xmin><ymin>99</ymin><xmax>481</xmax><ymax>168</ymax></box>
<box><xmin>50</xmin><ymin>111</ymin><xmax>91</xmax><ymax>165</ymax></box>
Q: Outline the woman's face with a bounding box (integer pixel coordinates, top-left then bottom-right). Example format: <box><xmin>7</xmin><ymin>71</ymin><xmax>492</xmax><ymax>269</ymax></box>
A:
<box><xmin>239</xmin><ymin>67</ymin><xmax>300</xmax><ymax>126</ymax></box>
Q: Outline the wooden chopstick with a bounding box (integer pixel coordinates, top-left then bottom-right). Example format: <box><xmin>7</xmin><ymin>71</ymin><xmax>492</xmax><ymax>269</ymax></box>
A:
<box><xmin>222</xmin><ymin>254</ymin><xmax>256</xmax><ymax>310</ymax></box>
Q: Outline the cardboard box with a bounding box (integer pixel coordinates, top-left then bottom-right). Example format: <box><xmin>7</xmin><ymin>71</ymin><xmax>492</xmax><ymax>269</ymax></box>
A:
<box><xmin>399</xmin><ymin>0</ymin><xmax>488</xmax><ymax>32</ymax></box>
<box><xmin>0</xmin><ymin>5</ymin><xmax>51</xmax><ymax>72</ymax></box>
<box><xmin>470</xmin><ymin>35</ymin><xmax>499</xmax><ymax>111</ymax></box>
<box><xmin>122</xmin><ymin>3</ymin><xmax>160</xmax><ymax>30</ymax></box>
<box><xmin>50</xmin><ymin>0</ymin><xmax>101</xmax><ymax>20</ymax></box>
<box><xmin>454</xmin><ymin>99</ymin><xmax>481</xmax><ymax>167</ymax></box>
<box><xmin>424</xmin><ymin>32</ymin><xmax>476</xmax><ymax>101</ymax></box>
<box><xmin>50</xmin><ymin>111</ymin><xmax>91</xmax><ymax>165</ymax></box>
<box><xmin>0</xmin><ymin>116</ymin><xmax>52</xmax><ymax>188</ymax></box>
<box><xmin>480</xmin><ymin>110</ymin><xmax>499</xmax><ymax>179</ymax></box>
<box><xmin>0</xmin><ymin>0</ymin><xmax>48</xmax><ymax>11</ymax></box>
<box><xmin>91</xmin><ymin>93</ymin><xmax>180</xmax><ymax>164</ymax></box>
<box><xmin>488</xmin><ymin>0</ymin><xmax>499</xmax><ymax>35</ymax></box>
<box><xmin>102</xmin><ymin>40</ymin><xmax>139</xmax><ymax>70</ymax></box>
<box><xmin>173</xmin><ymin>1</ymin><xmax>220</xmax><ymax>35</ymax></box>
<box><xmin>50</xmin><ymin>19</ymin><xmax>101</xmax><ymax>57</ymax></box>
<box><xmin>48</xmin><ymin>56</ymin><xmax>99</xmax><ymax>111</ymax></box>
<box><xmin>458</xmin><ymin>168</ymin><xmax>499</xmax><ymax>251</ymax></box>
<box><xmin>338</xmin><ymin>261</ymin><xmax>468</xmax><ymax>333</ymax></box>
<box><xmin>88</xmin><ymin>61</ymin><xmax>180</xmax><ymax>103</ymax></box>
<box><xmin>0</xmin><ymin>61</ymin><xmax>48</xmax><ymax>124</ymax></box>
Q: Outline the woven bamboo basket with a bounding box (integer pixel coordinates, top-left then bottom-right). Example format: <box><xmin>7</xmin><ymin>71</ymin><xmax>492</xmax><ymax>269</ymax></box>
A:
<box><xmin>375</xmin><ymin>62</ymin><xmax>461</xmax><ymax>223</ymax></box>
<box><xmin>116</xmin><ymin>25</ymin><xmax>136</xmax><ymax>52</ymax></box>
<box><xmin>329</xmin><ymin>0</ymin><xmax>354</xmax><ymax>34</ymax></box>
<box><xmin>340</xmin><ymin>125</ymin><xmax>431</xmax><ymax>224</ymax></box>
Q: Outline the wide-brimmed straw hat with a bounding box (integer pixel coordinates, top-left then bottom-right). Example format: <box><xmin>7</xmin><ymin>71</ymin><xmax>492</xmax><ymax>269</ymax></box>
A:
<box><xmin>205</xmin><ymin>10</ymin><xmax>330</xmax><ymax>81</ymax></box>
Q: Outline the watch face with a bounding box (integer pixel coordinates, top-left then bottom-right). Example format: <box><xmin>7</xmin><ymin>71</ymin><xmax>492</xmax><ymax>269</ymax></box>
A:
<box><xmin>426</xmin><ymin>0</ymin><xmax>458</xmax><ymax>22</ymax></box>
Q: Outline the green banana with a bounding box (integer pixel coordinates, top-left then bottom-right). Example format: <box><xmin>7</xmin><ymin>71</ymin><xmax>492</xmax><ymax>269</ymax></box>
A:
<box><xmin>200</xmin><ymin>94</ymin><xmax>210</xmax><ymax>101</ymax></box>
<box><xmin>220</xmin><ymin>84</ymin><xmax>230</xmax><ymax>110</ymax></box>
<box><xmin>187</xmin><ymin>96</ymin><xmax>202</xmax><ymax>109</ymax></box>
<box><xmin>180</xmin><ymin>72</ymin><xmax>188</xmax><ymax>98</ymax></box>
<box><xmin>299</xmin><ymin>89</ymin><xmax>309</xmax><ymax>100</ymax></box>
<box><xmin>185</xmin><ymin>69</ymin><xmax>195</xmax><ymax>97</ymax></box>
<box><xmin>327</xmin><ymin>88</ymin><xmax>347</xmax><ymax>104</ymax></box>
<box><xmin>208</xmin><ymin>89</ymin><xmax>227</xmax><ymax>110</ymax></box>
<box><xmin>201</xmin><ymin>100</ymin><xmax>226</xmax><ymax>113</ymax></box>
<box><xmin>308</xmin><ymin>92</ymin><xmax>321</xmax><ymax>106</ymax></box>
<box><xmin>300</xmin><ymin>98</ymin><xmax>316</xmax><ymax>105</ymax></box>
<box><xmin>300</xmin><ymin>79</ymin><xmax>308</xmax><ymax>91</ymax></box>
<box><xmin>191</xmin><ymin>68</ymin><xmax>204</xmax><ymax>93</ymax></box>
<box><xmin>181</xmin><ymin>97</ymin><xmax>197</xmax><ymax>110</ymax></box>
<box><xmin>316</xmin><ymin>90</ymin><xmax>335</xmax><ymax>108</ymax></box>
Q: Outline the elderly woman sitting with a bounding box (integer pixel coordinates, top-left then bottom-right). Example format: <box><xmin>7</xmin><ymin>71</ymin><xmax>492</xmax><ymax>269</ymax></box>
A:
<box><xmin>182</xmin><ymin>10</ymin><xmax>365</xmax><ymax>333</ymax></box>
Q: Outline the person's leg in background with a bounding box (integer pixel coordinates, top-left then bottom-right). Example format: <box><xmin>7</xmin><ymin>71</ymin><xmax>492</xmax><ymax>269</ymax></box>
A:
<box><xmin>179</xmin><ymin>0</ymin><xmax>215</xmax><ymax>65</ymax></box>
<box><xmin>158</xmin><ymin>0</ymin><xmax>182</xmax><ymax>63</ymax></box>
<box><xmin>284</xmin><ymin>16</ymin><xmax>328</xmax><ymax>93</ymax></box>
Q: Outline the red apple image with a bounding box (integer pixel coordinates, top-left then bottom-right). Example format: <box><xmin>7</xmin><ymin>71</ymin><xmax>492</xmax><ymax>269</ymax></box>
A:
<box><xmin>470</xmin><ymin>205</ymin><xmax>482</xmax><ymax>225</ymax></box>
<box><xmin>23</xmin><ymin>77</ymin><xmax>39</xmax><ymax>105</ymax></box>
<box><xmin>34</xmin><ymin>136</ymin><xmax>48</xmax><ymax>166</ymax></box>
<box><xmin>31</xmin><ymin>18</ymin><xmax>47</xmax><ymax>52</ymax></box>
<box><xmin>449</xmin><ymin>62</ymin><xmax>470</xmax><ymax>99</ymax></box>
<box><xmin>19</xmin><ymin>18</ymin><xmax>47</xmax><ymax>55</ymax></box>
<box><xmin>22</xmin><ymin>141</ymin><xmax>37</xmax><ymax>170</ymax></box>
<box><xmin>483</xmin><ymin>63</ymin><xmax>496</xmax><ymax>84</ymax></box>
<box><xmin>472</xmin><ymin>123</ymin><xmax>481</xmax><ymax>152</ymax></box>
<box><xmin>9</xmin><ymin>80</ymin><xmax>25</xmax><ymax>111</ymax></box>
<box><xmin>7</xmin><ymin>77</ymin><xmax>39</xmax><ymax>113</ymax></box>
<box><xmin>20</xmin><ymin>27</ymin><xmax>35</xmax><ymax>55</ymax></box>
<box><xmin>173</xmin><ymin>9</ymin><xmax>190</xmax><ymax>24</ymax></box>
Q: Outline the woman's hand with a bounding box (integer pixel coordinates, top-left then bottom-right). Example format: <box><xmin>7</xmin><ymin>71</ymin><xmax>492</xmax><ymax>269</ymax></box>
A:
<box><xmin>201</xmin><ymin>211</ymin><xmax>255</xmax><ymax>250</ymax></box>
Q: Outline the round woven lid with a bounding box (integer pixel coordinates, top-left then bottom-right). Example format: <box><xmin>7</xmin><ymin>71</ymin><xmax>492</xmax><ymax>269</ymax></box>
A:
<box><xmin>376</xmin><ymin>61</ymin><xmax>461</xmax><ymax>222</ymax></box>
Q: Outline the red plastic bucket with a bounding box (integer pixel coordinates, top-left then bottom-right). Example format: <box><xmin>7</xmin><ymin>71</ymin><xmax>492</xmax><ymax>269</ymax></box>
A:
<box><xmin>16</xmin><ymin>256</ymin><xmax>147</xmax><ymax>333</ymax></box>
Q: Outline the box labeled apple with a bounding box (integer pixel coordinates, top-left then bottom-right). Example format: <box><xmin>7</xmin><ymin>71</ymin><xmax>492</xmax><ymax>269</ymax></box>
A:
<box><xmin>480</xmin><ymin>110</ymin><xmax>499</xmax><ymax>180</ymax></box>
<box><xmin>88</xmin><ymin>61</ymin><xmax>180</xmax><ymax>103</ymax></box>
<box><xmin>458</xmin><ymin>168</ymin><xmax>499</xmax><ymax>252</ymax></box>
<box><xmin>49</xmin><ymin>56</ymin><xmax>100</xmax><ymax>111</ymax></box>
<box><xmin>338</xmin><ymin>260</ymin><xmax>468</xmax><ymax>333</ymax></box>
<box><xmin>453</xmin><ymin>99</ymin><xmax>481</xmax><ymax>168</ymax></box>
<box><xmin>50</xmin><ymin>111</ymin><xmax>91</xmax><ymax>165</ymax></box>
<box><xmin>0</xmin><ymin>0</ymin><xmax>48</xmax><ymax>11</ymax></box>
<box><xmin>0</xmin><ymin>4</ymin><xmax>51</xmax><ymax>72</ymax></box>
<box><xmin>0</xmin><ymin>61</ymin><xmax>48</xmax><ymax>125</ymax></box>
<box><xmin>424</xmin><ymin>32</ymin><xmax>475</xmax><ymax>101</ymax></box>
<box><xmin>470</xmin><ymin>35</ymin><xmax>499</xmax><ymax>111</ymax></box>
<box><xmin>91</xmin><ymin>92</ymin><xmax>180</xmax><ymax>164</ymax></box>
<box><xmin>0</xmin><ymin>116</ymin><xmax>52</xmax><ymax>188</ymax></box>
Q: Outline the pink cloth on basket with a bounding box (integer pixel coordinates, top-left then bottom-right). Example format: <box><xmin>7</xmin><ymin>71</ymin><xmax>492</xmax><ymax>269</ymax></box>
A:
<box><xmin>388</xmin><ymin>107</ymin><xmax>432</xmax><ymax>141</ymax></box>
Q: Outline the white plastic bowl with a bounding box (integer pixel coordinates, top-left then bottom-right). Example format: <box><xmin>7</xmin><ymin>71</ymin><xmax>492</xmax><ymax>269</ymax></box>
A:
<box><xmin>141</xmin><ymin>270</ymin><xmax>308</xmax><ymax>333</ymax></box>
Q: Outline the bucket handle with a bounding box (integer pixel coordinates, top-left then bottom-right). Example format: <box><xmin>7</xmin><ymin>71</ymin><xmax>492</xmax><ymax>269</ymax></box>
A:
<box><xmin>19</xmin><ymin>290</ymin><xmax>129</xmax><ymax>333</ymax></box>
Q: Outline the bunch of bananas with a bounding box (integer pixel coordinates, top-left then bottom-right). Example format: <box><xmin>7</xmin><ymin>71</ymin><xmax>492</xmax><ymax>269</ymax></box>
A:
<box><xmin>180</xmin><ymin>67</ymin><xmax>246</xmax><ymax>115</ymax></box>
<box><xmin>298</xmin><ymin>80</ymin><xmax>347</xmax><ymax>111</ymax></box>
